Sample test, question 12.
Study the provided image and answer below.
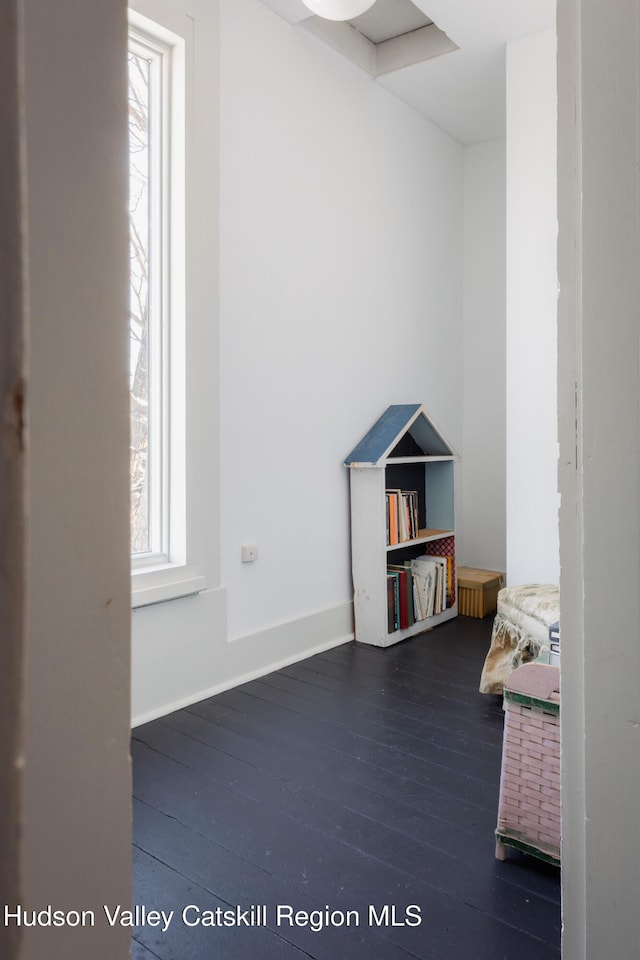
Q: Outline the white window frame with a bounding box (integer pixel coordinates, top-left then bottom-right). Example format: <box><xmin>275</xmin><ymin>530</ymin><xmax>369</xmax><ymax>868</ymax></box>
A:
<box><xmin>128</xmin><ymin>8</ymin><xmax>205</xmax><ymax>607</ymax></box>
<box><xmin>129</xmin><ymin>26</ymin><xmax>169</xmax><ymax>566</ymax></box>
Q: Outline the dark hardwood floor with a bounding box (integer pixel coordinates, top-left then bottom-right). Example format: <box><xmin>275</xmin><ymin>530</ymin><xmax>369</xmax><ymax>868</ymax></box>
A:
<box><xmin>131</xmin><ymin>615</ymin><xmax>561</xmax><ymax>960</ymax></box>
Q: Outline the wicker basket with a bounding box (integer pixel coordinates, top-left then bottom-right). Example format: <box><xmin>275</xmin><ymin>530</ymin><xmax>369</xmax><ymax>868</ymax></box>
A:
<box><xmin>495</xmin><ymin>662</ymin><xmax>560</xmax><ymax>865</ymax></box>
<box><xmin>457</xmin><ymin>566</ymin><xmax>504</xmax><ymax>618</ymax></box>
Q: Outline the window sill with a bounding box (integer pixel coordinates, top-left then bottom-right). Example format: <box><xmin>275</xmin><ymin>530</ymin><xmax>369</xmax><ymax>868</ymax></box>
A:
<box><xmin>131</xmin><ymin>563</ymin><xmax>206</xmax><ymax>609</ymax></box>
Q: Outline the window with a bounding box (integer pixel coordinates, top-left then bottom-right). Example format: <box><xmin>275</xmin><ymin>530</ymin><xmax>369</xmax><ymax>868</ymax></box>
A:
<box><xmin>128</xmin><ymin>10</ymin><xmax>205</xmax><ymax>607</ymax></box>
<box><xmin>128</xmin><ymin>22</ymin><xmax>172</xmax><ymax>564</ymax></box>
<box><xmin>128</xmin><ymin>3</ymin><xmax>211</xmax><ymax>608</ymax></box>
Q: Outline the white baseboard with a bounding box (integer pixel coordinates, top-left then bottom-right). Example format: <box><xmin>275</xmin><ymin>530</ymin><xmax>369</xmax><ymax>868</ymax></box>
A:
<box><xmin>131</xmin><ymin>600</ymin><xmax>354</xmax><ymax>728</ymax></box>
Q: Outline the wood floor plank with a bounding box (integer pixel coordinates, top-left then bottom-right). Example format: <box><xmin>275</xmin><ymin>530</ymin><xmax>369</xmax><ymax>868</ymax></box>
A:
<box><xmin>320</xmin><ymin>625</ymin><xmax>492</xmax><ymax>678</ymax></box>
<box><xmin>144</xmin><ymin>713</ymin><xmax>496</xmax><ymax>843</ymax></box>
<box><xmin>246</xmin><ymin>669</ymin><xmax>502</xmax><ymax>755</ymax></box>
<box><xmin>251</xmin><ymin>664</ymin><xmax>504</xmax><ymax>764</ymax></box>
<box><xmin>132</xmin><ymin>616</ymin><xmax>561</xmax><ymax>959</ymax></box>
<box><xmin>133</xmin><ymin>745</ymin><xmax>558</xmax><ymax>959</ymax></box>
<box><xmin>283</xmin><ymin>652</ymin><xmax>490</xmax><ymax>709</ymax></box>
<box><xmin>257</xmin><ymin>665</ymin><xmax>503</xmax><ymax>763</ymax></box>
<box><xmin>250</xmin><ymin>669</ymin><xmax>505</xmax><ymax>749</ymax></box>
<box><xmin>146</xmin><ymin>710</ymin><xmax>560</xmax><ymax>903</ymax></box>
<box><xmin>132</xmin><ymin>729</ymin><xmax>559</xmax><ymax>945</ymax></box>
<box><xmin>134</xmin><ymin>799</ymin><xmax>420</xmax><ymax>960</ymax></box>
<box><xmin>209</xmin><ymin>683</ymin><xmax>501</xmax><ymax>798</ymax></box>
<box><xmin>134</xmin><ymin>719</ymin><xmax>560</xmax><ymax>919</ymax></box>
<box><xmin>157</xmin><ymin>706</ymin><xmax>500</xmax><ymax>837</ymax></box>
<box><xmin>229</xmin><ymin>674</ymin><xmax>503</xmax><ymax>756</ymax></box>
<box><xmin>285</xmin><ymin>653</ymin><xmax>480</xmax><ymax>705</ymax></box>
<box><xmin>131</xmin><ymin>937</ymin><xmax>164</xmax><ymax>960</ymax></box>
<box><xmin>187</xmin><ymin>681</ymin><xmax>501</xmax><ymax>781</ymax></box>
<box><xmin>133</xmin><ymin>846</ymin><xmax>314</xmax><ymax>960</ymax></box>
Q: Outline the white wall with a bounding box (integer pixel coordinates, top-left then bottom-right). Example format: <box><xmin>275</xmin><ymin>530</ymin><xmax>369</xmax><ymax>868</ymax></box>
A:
<box><xmin>506</xmin><ymin>29</ymin><xmax>559</xmax><ymax>585</ymax></box>
<box><xmin>219</xmin><ymin>0</ymin><xmax>464</xmax><ymax>643</ymax></box>
<box><xmin>21</xmin><ymin>1</ymin><xmax>132</xmax><ymax>956</ymax></box>
<box><xmin>131</xmin><ymin>0</ymin><xmax>227</xmax><ymax>724</ymax></box>
<box><xmin>461</xmin><ymin>138</ymin><xmax>506</xmax><ymax>572</ymax></box>
<box><xmin>132</xmin><ymin>0</ymin><xmax>469</xmax><ymax>725</ymax></box>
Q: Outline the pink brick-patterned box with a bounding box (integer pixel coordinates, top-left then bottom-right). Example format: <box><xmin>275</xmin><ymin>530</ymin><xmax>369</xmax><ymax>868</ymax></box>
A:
<box><xmin>495</xmin><ymin>663</ymin><xmax>560</xmax><ymax>866</ymax></box>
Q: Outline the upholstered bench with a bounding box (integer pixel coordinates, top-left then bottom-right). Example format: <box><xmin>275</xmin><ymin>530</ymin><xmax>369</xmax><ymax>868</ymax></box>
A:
<box><xmin>479</xmin><ymin>583</ymin><xmax>560</xmax><ymax>694</ymax></box>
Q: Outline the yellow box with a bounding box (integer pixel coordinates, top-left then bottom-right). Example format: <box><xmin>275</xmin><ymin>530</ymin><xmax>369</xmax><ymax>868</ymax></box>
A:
<box><xmin>457</xmin><ymin>566</ymin><xmax>504</xmax><ymax>618</ymax></box>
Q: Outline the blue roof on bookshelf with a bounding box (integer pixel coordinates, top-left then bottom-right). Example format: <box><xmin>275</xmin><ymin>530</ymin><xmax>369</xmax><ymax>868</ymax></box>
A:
<box><xmin>344</xmin><ymin>404</ymin><xmax>454</xmax><ymax>466</ymax></box>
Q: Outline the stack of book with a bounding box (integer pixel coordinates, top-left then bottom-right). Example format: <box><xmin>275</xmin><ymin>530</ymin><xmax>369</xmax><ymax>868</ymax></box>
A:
<box><xmin>386</xmin><ymin>553</ymin><xmax>454</xmax><ymax>632</ymax></box>
<box><xmin>385</xmin><ymin>489</ymin><xmax>419</xmax><ymax>545</ymax></box>
<box><xmin>548</xmin><ymin>620</ymin><xmax>560</xmax><ymax>666</ymax></box>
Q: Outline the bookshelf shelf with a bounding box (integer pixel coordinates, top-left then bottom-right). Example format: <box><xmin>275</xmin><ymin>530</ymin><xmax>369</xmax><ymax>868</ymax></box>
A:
<box><xmin>386</xmin><ymin>528</ymin><xmax>454</xmax><ymax>552</ymax></box>
<box><xmin>345</xmin><ymin>404</ymin><xmax>458</xmax><ymax>647</ymax></box>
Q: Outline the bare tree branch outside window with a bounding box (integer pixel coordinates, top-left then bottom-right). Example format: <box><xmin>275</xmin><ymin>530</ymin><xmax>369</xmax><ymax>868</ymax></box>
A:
<box><xmin>128</xmin><ymin>51</ymin><xmax>150</xmax><ymax>555</ymax></box>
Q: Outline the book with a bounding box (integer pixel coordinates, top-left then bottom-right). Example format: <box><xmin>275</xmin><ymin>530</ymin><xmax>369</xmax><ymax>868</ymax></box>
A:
<box><xmin>401</xmin><ymin>491</ymin><xmax>417</xmax><ymax>542</ymax></box>
<box><xmin>386</xmin><ymin>488</ymin><xmax>405</xmax><ymax>543</ymax></box>
<box><xmin>410</xmin><ymin>556</ymin><xmax>438</xmax><ymax>619</ymax></box>
<box><xmin>548</xmin><ymin>619</ymin><xmax>560</xmax><ymax>665</ymax></box>
<box><xmin>388</xmin><ymin>563</ymin><xmax>415</xmax><ymax>629</ymax></box>
<box><xmin>423</xmin><ymin>536</ymin><xmax>456</xmax><ymax>606</ymax></box>
<box><xmin>386</xmin><ymin>574</ymin><xmax>399</xmax><ymax>632</ymax></box>
<box><xmin>386</xmin><ymin>488</ymin><xmax>419</xmax><ymax>545</ymax></box>
<box><xmin>412</xmin><ymin>573</ymin><xmax>422</xmax><ymax>621</ymax></box>
<box><xmin>424</xmin><ymin>554</ymin><xmax>448</xmax><ymax>611</ymax></box>
<box><xmin>386</xmin><ymin>491</ymin><xmax>399</xmax><ymax>545</ymax></box>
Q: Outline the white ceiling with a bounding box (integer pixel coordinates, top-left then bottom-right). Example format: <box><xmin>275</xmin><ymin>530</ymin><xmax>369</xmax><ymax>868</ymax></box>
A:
<box><xmin>350</xmin><ymin>0</ymin><xmax>432</xmax><ymax>43</ymax></box>
<box><xmin>256</xmin><ymin>0</ymin><xmax>556</xmax><ymax>145</ymax></box>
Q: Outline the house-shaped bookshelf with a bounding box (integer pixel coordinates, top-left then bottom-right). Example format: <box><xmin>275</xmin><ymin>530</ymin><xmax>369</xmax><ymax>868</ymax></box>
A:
<box><xmin>345</xmin><ymin>404</ymin><xmax>458</xmax><ymax>646</ymax></box>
